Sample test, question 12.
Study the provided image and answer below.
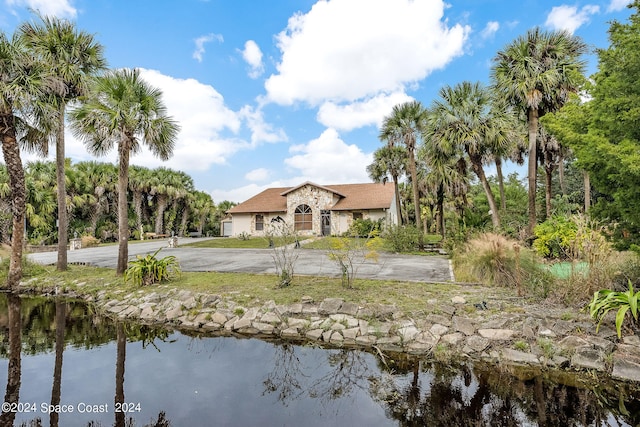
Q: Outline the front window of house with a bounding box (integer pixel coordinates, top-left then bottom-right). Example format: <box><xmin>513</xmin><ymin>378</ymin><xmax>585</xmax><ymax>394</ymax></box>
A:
<box><xmin>352</xmin><ymin>212</ymin><xmax>363</xmax><ymax>221</ymax></box>
<box><xmin>255</xmin><ymin>214</ymin><xmax>264</xmax><ymax>231</ymax></box>
<box><xmin>294</xmin><ymin>204</ymin><xmax>312</xmax><ymax>231</ymax></box>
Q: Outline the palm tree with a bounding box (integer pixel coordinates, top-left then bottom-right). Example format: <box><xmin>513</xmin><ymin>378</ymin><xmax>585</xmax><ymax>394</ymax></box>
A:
<box><xmin>538</xmin><ymin>125</ymin><xmax>561</xmax><ymax>219</ymax></box>
<box><xmin>190</xmin><ymin>190</ymin><xmax>215</xmax><ymax>236</ymax></box>
<box><xmin>367</xmin><ymin>145</ymin><xmax>407</xmax><ymax>225</ymax></box>
<box><xmin>380</xmin><ymin>101</ymin><xmax>426</xmax><ymax>230</ymax></box>
<box><xmin>492</xmin><ymin>28</ymin><xmax>587</xmax><ymax>235</ymax></box>
<box><xmin>150</xmin><ymin>167</ymin><xmax>190</xmax><ymax>235</ymax></box>
<box><xmin>129</xmin><ymin>165</ymin><xmax>153</xmax><ymax>238</ymax></box>
<box><xmin>20</xmin><ymin>15</ymin><xmax>106</xmax><ymax>271</ymax></box>
<box><xmin>73</xmin><ymin>161</ymin><xmax>117</xmax><ymax>237</ymax></box>
<box><xmin>25</xmin><ymin>160</ymin><xmax>57</xmax><ymax>243</ymax></box>
<box><xmin>0</xmin><ymin>31</ymin><xmax>54</xmax><ymax>289</ymax></box>
<box><xmin>70</xmin><ymin>68</ymin><xmax>179</xmax><ymax>275</ymax></box>
<box><xmin>427</xmin><ymin>82</ymin><xmax>510</xmax><ymax>228</ymax></box>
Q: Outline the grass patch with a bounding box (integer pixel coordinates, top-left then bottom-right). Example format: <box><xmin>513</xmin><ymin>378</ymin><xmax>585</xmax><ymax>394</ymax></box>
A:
<box><xmin>18</xmin><ymin>264</ymin><xmax>502</xmax><ymax>317</ymax></box>
<box><xmin>305</xmin><ymin>235</ymin><xmax>443</xmax><ymax>254</ymax></box>
<box><xmin>181</xmin><ymin>236</ymin><xmax>309</xmax><ymax>249</ymax></box>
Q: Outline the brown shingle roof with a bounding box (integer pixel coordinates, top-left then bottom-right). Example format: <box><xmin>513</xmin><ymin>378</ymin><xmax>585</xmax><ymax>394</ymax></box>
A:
<box><xmin>329</xmin><ymin>183</ymin><xmax>395</xmax><ymax>211</ymax></box>
<box><xmin>228</xmin><ymin>182</ymin><xmax>394</xmax><ymax>214</ymax></box>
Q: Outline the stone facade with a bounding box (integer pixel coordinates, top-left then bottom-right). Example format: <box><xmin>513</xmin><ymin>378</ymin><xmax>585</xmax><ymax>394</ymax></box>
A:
<box><xmin>285</xmin><ymin>184</ymin><xmax>336</xmax><ymax>236</ymax></box>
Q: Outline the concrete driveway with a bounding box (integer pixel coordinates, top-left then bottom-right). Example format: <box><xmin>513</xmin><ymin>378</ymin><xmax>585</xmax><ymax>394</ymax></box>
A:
<box><xmin>27</xmin><ymin>237</ymin><xmax>454</xmax><ymax>283</ymax></box>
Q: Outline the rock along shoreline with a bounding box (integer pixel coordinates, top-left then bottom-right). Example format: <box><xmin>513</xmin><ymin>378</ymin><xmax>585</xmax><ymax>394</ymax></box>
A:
<box><xmin>18</xmin><ymin>278</ymin><xmax>640</xmax><ymax>386</ymax></box>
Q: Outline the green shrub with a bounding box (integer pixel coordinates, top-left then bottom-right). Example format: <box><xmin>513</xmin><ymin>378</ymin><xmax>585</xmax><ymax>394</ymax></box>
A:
<box><xmin>124</xmin><ymin>248</ymin><xmax>181</xmax><ymax>286</ymax></box>
<box><xmin>588</xmin><ymin>281</ymin><xmax>640</xmax><ymax>338</ymax></box>
<box><xmin>381</xmin><ymin>224</ymin><xmax>422</xmax><ymax>252</ymax></box>
<box><xmin>348</xmin><ymin>218</ymin><xmax>382</xmax><ymax>238</ymax></box>
<box><xmin>533</xmin><ymin>216</ymin><xmax>577</xmax><ymax>259</ymax></box>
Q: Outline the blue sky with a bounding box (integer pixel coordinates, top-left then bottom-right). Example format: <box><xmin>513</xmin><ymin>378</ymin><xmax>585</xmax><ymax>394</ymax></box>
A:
<box><xmin>0</xmin><ymin>0</ymin><xmax>634</xmax><ymax>203</ymax></box>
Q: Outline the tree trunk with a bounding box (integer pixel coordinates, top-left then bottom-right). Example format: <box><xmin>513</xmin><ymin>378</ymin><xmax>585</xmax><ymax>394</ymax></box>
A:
<box><xmin>545</xmin><ymin>164</ymin><xmax>553</xmax><ymax>219</ymax></box>
<box><xmin>437</xmin><ymin>183</ymin><xmax>445</xmax><ymax>238</ymax></box>
<box><xmin>179</xmin><ymin>205</ymin><xmax>189</xmax><ymax>237</ymax></box>
<box><xmin>132</xmin><ymin>191</ymin><xmax>144</xmax><ymax>238</ymax></box>
<box><xmin>50</xmin><ymin>300</ymin><xmax>65</xmax><ymax>427</ymax></box>
<box><xmin>155</xmin><ymin>195</ymin><xmax>167</xmax><ymax>235</ymax></box>
<box><xmin>56</xmin><ymin>103</ymin><xmax>68</xmax><ymax>271</ymax></box>
<box><xmin>115</xmin><ymin>323</ymin><xmax>126</xmax><ymax>427</ymax></box>
<box><xmin>527</xmin><ymin>108</ymin><xmax>539</xmax><ymax>236</ymax></box>
<box><xmin>495</xmin><ymin>156</ymin><xmax>506</xmax><ymax>212</ymax></box>
<box><xmin>584</xmin><ymin>170</ymin><xmax>591</xmax><ymax>212</ymax></box>
<box><xmin>198</xmin><ymin>214</ymin><xmax>206</xmax><ymax>235</ymax></box>
<box><xmin>116</xmin><ymin>141</ymin><xmax>131</xmax><ymax>275</ymax></box>
<box><xmin>1</xmin><ymin>115</ymin><xmax>25</xmax><ymax>290</ymax></box>
<box><xmin>408</xmin><ymin>145</ymin><xmax>422</xmax><ymax>231</ymax></box>
<box><xmin>392</xmin><ymin>174</ymin><xmax>403</xmax><ymax>226</ymax></box>
<box><xmin>472</xmin><ymin>157</ymin><xmax>501</xmax><ymax>228</ymax></box>
<box><xmin>0</xmin><ymin>293</ymin><xmax>21</xmax><ymax>427</ymax></box>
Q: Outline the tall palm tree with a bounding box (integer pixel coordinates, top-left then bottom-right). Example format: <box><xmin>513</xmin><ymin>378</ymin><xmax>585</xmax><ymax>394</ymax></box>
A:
<box><xmin>380</xmin><ymin>101</ymin><xmax>426</xmax><ymax>230</ymax></box>
<box><xmin>70</xmin><ymin>68</ymin><xmax>180</xmax><ymax>275</ymax></box>
<box><xmin>367</xmin><ymin>145</ymin><xmax>407</xmax><ymax>225</ymax></box>
<box><xmin>0</xmin><ymin>31</ymin><xmax>54</xmax><ymax>289</ymax></box>
<box><xmin>427</xmin><ymin>82</ymin><xmax>510</xmax><ymax>228</ymax></box>
<box><xmin>20</xmin><ymin>15</ymin><xmax>106</xmax><ymax>271</ymax></box>
<box><xmin>492</xmin><ymin>28</ymin><xmax>587</xmax><ymax>235</ymax></box>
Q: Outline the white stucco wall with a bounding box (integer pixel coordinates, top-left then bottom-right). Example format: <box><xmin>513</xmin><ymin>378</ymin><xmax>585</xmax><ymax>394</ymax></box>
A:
<box><xmin>231</xmin><ymin>214</ymin><xmax>252</xmax><ymax>236</ymax></box>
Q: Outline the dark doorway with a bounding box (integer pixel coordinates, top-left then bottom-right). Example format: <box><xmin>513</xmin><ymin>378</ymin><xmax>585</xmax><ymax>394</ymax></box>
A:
<box><xmin>321</xmin><ymin>210</ymin><xmax>331</xmax><ymax>236</ymax></box>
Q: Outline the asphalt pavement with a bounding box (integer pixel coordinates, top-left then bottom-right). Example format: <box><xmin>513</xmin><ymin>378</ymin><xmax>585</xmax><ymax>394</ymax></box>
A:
<box><xmin>27</xmin><ymin>237</ymin><xmax>454</xmax><ymax>283</ymax></box>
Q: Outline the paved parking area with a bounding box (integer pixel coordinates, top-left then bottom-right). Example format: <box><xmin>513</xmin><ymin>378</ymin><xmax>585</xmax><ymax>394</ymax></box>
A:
<box><xmin>27</xmin><ymin>238</ymin><xmax>454</xmax><ymax>283</ymax></box>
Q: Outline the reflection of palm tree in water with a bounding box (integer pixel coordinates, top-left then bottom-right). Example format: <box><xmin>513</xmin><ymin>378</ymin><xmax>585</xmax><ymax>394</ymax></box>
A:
<box><xmin>50</xmin><ymin>300</ymin><xmax>65</xmax><ymax>427</ymax></box>
<box><xmin>115</xmin><ymin>323</ymin><xmax>126</xmax><ymax>427</ymax></box>
<box><xmin>0</xmin><ymin>293</ymin><xmax>21</xmax><ymax>427</ymax></box>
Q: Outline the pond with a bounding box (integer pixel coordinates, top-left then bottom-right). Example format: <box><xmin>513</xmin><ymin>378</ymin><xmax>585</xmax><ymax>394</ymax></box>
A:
<box><xmin>0</xmin><ymin>294</ymin><xmax>639</xmax><ymax>427</ymax></box>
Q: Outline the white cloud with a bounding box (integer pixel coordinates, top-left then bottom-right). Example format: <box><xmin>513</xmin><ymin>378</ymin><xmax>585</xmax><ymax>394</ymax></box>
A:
<box><xmin>607</xmin><ymin>0</ymin><xmax>632</xmax><ymax>12</ymax></box>
<box><xmin>481</xmin><ymin>21</ymin><xmax>500</xmax><ymax>39</ymax></box>
<box><xmin>49</xmin><ymin>69</ymin><xmax>246</xmax><ymax>171</ymax></box>
<box><xmin>210</xmin><ymin>129</ymin><xmax>373</xmax><ymax>202</ymax></box>
<box><xmin>285</xmin><ymin>128</ymin><xmax>372</xmax><ymax>183</ymax></box>
<box><xmin>192</xmin><ymin>33</ymin><xmax>223</xmax><ymax>63</ymax></box>
<box><xmin>241</xmin><ymin>40</ymin><xmax>264</xmax><ymax>79</ymax></box>
<box><xmin>317</xmin><ymin>92</ymin><xmax>413</xmax><ymax>131</ymax></box>
<box><xmin>265</xmin><ymin>0</ymin><xmax>469</xmax><ymax>106</ymax></box>
<box><xmin>6</xmin><ymin>0</ymin><xmax>76</xmax><ymax>18</ymax></box>
<box><xmin>239</xmin><ymin>105</ymin><xmax>287</xmax><ymax>145</ymax></box>
<box><xmin>211</xmin><ymin>181</ymin><xmax>290</xmax><ymax>204</ymax></box>
<box><xmin>130</xmin><ymin>69</ymin><xmax>244</xmax><ymax>170</ymax></box>
<box><xmin>245</xmin><ymin>168</ymin><xmax>271</xmax><ymax>182</ymax></box>
<box><xmin>545</xmin><ymin>5</ymin><xmax>600</xmax><ymax>34</ymax></box>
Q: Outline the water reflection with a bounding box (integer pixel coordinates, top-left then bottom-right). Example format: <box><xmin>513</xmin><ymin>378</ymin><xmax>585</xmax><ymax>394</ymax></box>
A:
<box><xmin>0</xmin><ymin>295</ymin><xmax>638</xmax><ymax>426</ymax></box>
<box><xmin>0</xmin><ymin>293</ymin><xmax>21</xmax><ymax>427</ymax></box>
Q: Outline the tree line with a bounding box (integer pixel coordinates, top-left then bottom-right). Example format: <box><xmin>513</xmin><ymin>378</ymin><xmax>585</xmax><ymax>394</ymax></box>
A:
<box><xmin>369</xmin><ymin>1</ymin><xmax>640</xmax><ymax>250</ymax></box>
<box><xmin>0</xmin><ymin>161</ymin><xmax>228</xmax><ymax>245</ymax></box>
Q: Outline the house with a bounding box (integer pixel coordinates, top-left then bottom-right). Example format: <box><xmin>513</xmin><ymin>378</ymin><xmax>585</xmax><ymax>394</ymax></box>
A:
<box><xmin>226</xmin><ymin>182</ymin><xmax>398</xmax><ymax>237</ymax></box>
